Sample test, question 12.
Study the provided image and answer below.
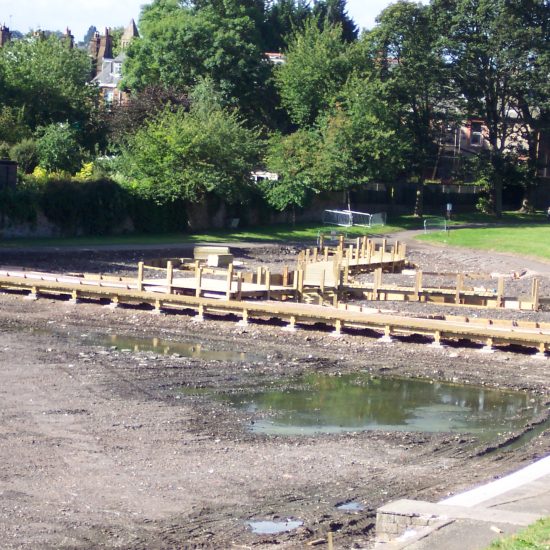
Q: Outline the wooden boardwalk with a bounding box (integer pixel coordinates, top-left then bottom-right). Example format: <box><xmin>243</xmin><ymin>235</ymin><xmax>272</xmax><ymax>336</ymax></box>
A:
<box><xmin>0</xmin><ymin>268</ymin><xmax>548</xmax><ymax>356</ymax></box>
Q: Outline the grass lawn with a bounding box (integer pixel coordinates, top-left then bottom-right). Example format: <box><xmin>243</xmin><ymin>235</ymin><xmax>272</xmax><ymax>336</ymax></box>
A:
<box><xmin>0</xmin><ymin>211</ymin><xmax>546</xmax><ymax>251</ymax></box>
<box><xmin>419</xmin><ymin>224</ymin><xmax>550</xmax><ymax>261</ymax></box>
<box><xmin>0</xmin><ymin>219</ymin><xmax>418</xmax><ymax>249</ymax></box>
<box><xmin>486</xmin><ymin>517</ymin><xmax>550</xmax><ymax>549</ymax></box>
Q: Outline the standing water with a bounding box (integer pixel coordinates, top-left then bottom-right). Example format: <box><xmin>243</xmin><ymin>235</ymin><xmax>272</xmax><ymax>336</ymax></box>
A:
<box><xmin>225</xmin><ymin>373</ymin><xmax>540</xmax><ymax>440</ymax></box>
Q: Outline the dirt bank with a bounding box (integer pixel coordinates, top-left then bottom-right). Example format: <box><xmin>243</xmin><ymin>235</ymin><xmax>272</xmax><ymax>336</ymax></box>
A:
<box><xmin>0</xmin><ymin>237</ymin><xmax>549</xmax><ymax>549</ymax></box>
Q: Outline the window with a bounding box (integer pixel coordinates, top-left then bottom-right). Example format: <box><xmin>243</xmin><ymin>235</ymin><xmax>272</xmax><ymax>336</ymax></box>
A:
<box><xmin>470</xmin><ymin>122</ymin><xmax>482</xmax><ymax>146</ymax></box>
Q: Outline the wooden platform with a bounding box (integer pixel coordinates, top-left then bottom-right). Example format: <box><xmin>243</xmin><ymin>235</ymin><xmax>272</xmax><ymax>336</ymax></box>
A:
<box><xmin>0</xmin><ymin>268</ymin><xmax>548</xmax><ymax>356</ymax></box>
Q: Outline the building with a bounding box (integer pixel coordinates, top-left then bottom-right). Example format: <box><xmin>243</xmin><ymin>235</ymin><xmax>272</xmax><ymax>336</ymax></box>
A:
<box><xmin>0</xmin><ymin>24</ymin><xmax>10</xmax><ymax>47</ymax></box>
<box><xmin>90</xmin><ymin>20</ymin><xmax>139</xmax><ymax>106</ymax></box>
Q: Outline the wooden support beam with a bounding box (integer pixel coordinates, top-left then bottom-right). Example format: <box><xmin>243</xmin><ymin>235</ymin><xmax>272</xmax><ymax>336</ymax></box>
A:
<box><xmin>414</xmin><ymin>270</ymin><xmax>423</xmax><ymax>300</ymax></box>
<box><xmin>69</xmin><ymin>289</ymin><xmax>80</xmax><ymax>305</ymax></box>
<box><xmin>137</xmin><ymin>261</ymin><xmax>144</xmax><ymax>292</ymax></box>
<box><xmin>497</xmin><ymin>276</ymin><xmax>504</xmax><ymax>307</ymax></box>
<box><xmin>195</xmin><ymin>267</ymin><xmax>203</xmax><ymax>298</ymax></box>
<box><xmin>108</xmin><ymin>295</ymin><xmax>120</xmax><ymax>309</ymax></box>
<box><xmin>152</xmin><ymin>299</ymin><xmax>163</xmax><ymax>315</ymax></box>
<box><xmin>380</xmin><ymin>325</ymin><xmax>393</xmax><ymax>343</ymax></box>
<box><xmin>332</xmin><ymin>318</ymin><xmax>343</xmax><ymax>337</ymax></box>
<box><xmin>226</xmin><ymin>263</ymin><xmax>234</xmax><ymax>300</ymax></box>
<box><xmin>430</xmin><ymin>330</ymin><xmax>444</xmax><ymax>348</ymax></box>
<box><xmin>282</xmin><ymin>315</ymin><xmax>298</xmax><ymax>332</ymax></box>
<box><xmin>237</xmin><ymin>273</ymin><xmax>243</xmax><ymax>301</ymax></box>
<box><xmin>166</xmin><ymin>261</ymin><xmax>173</xmax><ymax>295</ymax></box>
<box><xmin>283</xmin><ymin>265</ymin><xmax>289</xmax><ymax>287</ymax></box>
<box><xmin>455</xmin><ymin>273</ymin><xmax>464</xmax><ymax>304</ymax></box>
<box><xmin>266</xmin><ymin>269</ymin><xmax>271</xmax><ymax>301</ymax></box>
<box><xmin>237</xmin><ymin>308</ymin><xmax>249</xmax><ymax>327</ymax></box>
<box><xmin>194</xmin><ymin>303</ymin><xmax>205</xmax><ymax>322</ymax></box>
<box><xmin>532</xmin><ymin>278</ymin><xmax>540</xmax><ymax>310</ymax></box>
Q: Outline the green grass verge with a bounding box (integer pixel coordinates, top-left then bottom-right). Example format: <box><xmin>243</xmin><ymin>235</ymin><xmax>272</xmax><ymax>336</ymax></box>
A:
<box><xmin>419</xmin><ymin>224</ymin><xmax>550</xmax><ymax>261</ymax></box>
<box><xmin>0</xmin><ymin>211</ymin><xmax>545</xmax><ymax>249</ymax></box>
<box><xmin>0</xmin><ymin>219</ymin><xmax>416</xmax><ymax>249</ymax></box>
<box><xmin>486</xmin><ymin>517</ymin><xmax>550</xmax><ymax>549</ymax></box>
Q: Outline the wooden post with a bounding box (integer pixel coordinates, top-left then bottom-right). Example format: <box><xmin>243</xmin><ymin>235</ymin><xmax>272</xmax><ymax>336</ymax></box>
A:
<box><xmin>414</xmin><ymin>270</ymin><xmax>423</xmax><ymax>300</ymax></box>
<box><xmin>137</xmin><ymin>261</ymin><xmax>144</xmax><ymax>292</ymax></box>
<box><xmin>366</xmin><ymin>239</ymin><xmax>373</xmax><ymax>264</ymax></box>
<box><xmin>531</xmin><ymin>278</ymin><xmax>540</xmax><ymax>310</ymax></box>
<box><xmin>195</xmin><ymin>266</ymin><xmax>203</xmax><ymax>298</ymax></box>
<box><xmin>381</xmin><ymin>238</ymin><xmax>387</xmax><ymax>263</ymax></box>
<box><xmin>166</xmin><ymin>260</ymin><xmax>173</xmax><ymax>295</ymax></box>
<box><xmin>237</xmin><ymin>273</ymin><xmax>243</xmax><ymax>301</ymax></box>
<box><xmin>109</xmin><ymin>295</ymin><xmax>119</xmax><ymax>309</ymax></box>
<box><xmin>320</xmin><ymin>268</ymin><xmax>325</xmax><ymax>294</ymax></box>
<box><xmin>455</xmin><ymin>273</ymin><xmax>463</xmax><ymax>304</ymax></box>
<box><xmin>69</xmin><ymin>289</ymin><xmax>80</xmax><ymax>305</ymax></box>
<box><xmin>283</xmin><ymin>265</ymin><xmax>289</xmax><ymax>287</ymax></box>
<box><xmin>344</xmin><ymin>253</ymin><xmax>350</xmax><ymax>284</ymax></box>
<box><xmin>496</xmin><ymin>276</ymin><xmax>504</xmax><ymax>307</ymax></box>
<box><xmin>390</xmin><ymin>243</ymin><xmax>396</xmax><ymax>272</ymax></box>
<box><xmin>318</xmin><ymin>234</ymin><xmax>325</xmax><ymax>251</ymax></box>
<box><xmin>332</xmin><ymin>319</ymin><xmax>343</xmax><ymax>337</ymax></box>
<box><xmin>305</xmin><ymin>249</ymin><xmax>310</xmax><ymax>264</ymax></box>
<box><xmin>266</xmin><ymin>269</ymin><xmax>271</xmax><ymax>301</ymax></box>
<box><xmin>338</xmin><ymin>234</ymin><xmax>345</xmax><ymax>252</ymax></box>
<box><xmin>256</xmin><ymin>266</ymin><xmax>262</xmax><ymax>285</ymax></box>
<box><xmin>324</xmin><ymin>246</ymin><xmax>329</xmax><ymax>261</ymax></box>
<box><xmin>226</xmin><ymin>263</ymin><xmax>234</xmax><ymax>300</ymax></box>
<box><xmin>373</xmin><ymin>267</ymin><xmax>382</xmax><ymax>300</ymax></box>
<box><xmin>361</xmin><ymin>236</ymin><xmax>367</xmax><ymax>259</ymax></box>
<box><xmin>313</xmin><ymin>247</ymin><xmax>318</xmax><ymax>262</ymax></box>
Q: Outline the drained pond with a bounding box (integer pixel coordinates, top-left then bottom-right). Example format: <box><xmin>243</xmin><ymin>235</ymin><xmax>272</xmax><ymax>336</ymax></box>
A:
<box><xmin>224</xmin><ymin>373</ymin><xmax>540</xmax><ymax>440</ymax></box>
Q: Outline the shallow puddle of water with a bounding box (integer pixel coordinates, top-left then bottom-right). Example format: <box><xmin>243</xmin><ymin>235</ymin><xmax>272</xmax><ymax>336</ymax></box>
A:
<box><xmin>225</xmin><ymin>373</ymin><xmax>540</xmax><ymax>439</ymax></box>
<box><xmin>248</xmin><ymin>520</ymin><xmax>303</xmax><ymax>534</ymax></box>
<box><xmin>89</xmin><ymin>334</ymin><xmax>255</xmax><ymax>362</ymax></box>
<box><xmin>337</xmin><ymin>502</ymin><xmax>365</xmax><ymax>512</ymax></box>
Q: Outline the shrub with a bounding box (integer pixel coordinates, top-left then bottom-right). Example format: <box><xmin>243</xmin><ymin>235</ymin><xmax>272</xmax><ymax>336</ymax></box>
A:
<box><xmin>10</xmin><ymin>139</ymin><xmax>39</xmax><ymax>174</ymax></box>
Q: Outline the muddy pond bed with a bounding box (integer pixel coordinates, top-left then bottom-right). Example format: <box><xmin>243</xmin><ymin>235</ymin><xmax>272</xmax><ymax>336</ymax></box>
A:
<box><xmin>1</xmin><ymin>242</ymin><xmax>550</xmax><ymax>549</ymax></box>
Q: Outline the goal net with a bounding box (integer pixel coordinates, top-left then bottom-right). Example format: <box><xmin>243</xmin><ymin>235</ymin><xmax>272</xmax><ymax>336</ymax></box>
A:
<box><xmin>322</xmin><ymin>209</ymin><xmax>386</xmax><ymax>228</ymax></box>
<box><xmin>423</xmin><ymin>217</ymin><xmax>448</xmax><ymax>234</ymax></box>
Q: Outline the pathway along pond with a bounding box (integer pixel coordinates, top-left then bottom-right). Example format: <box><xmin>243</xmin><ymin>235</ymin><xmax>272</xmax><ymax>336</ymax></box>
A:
<box><xmin>223</xmin><ymin>373</ymin><xmax>542</xmax><ymax>441</ymax></box>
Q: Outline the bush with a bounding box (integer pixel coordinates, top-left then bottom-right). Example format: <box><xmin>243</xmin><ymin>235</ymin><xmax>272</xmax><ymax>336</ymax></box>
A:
<box><xmin>10</xmin><ymin>139</ymin><xmax>39</xmax><ymax>174</ymax></box>
<box><xmin>40</xmin><ymin>178</ymin><xmax>129</xmax><ymax>236</ymax></box>
<box><xmin>36</xmin><ymin>123</ymin><xmax>84</xmax><ymax>174</ymax></box>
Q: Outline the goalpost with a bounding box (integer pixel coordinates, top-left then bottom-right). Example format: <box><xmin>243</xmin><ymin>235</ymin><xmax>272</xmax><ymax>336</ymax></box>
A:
<box><xmin>322</xmin><ymin>209</ymin><xmax>386</xmax><ymax>228</ymax></box>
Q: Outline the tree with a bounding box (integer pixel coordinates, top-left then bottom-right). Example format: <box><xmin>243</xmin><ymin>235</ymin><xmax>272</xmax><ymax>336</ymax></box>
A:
<box><xmin>313</xmin><ymin>0</ymin><xmax>358</xmax><ymax>42</ymax></box>
<box><xmin>367</xmin><ymin>1</ymin><xmax>450</xmax><ymax>216</ymax></box>
<box><xmin>263</xmin><ymin>128</ymin><xmax>321</xmax><ymax>212</ymax></box>
<box><xmin>264</xmin><ymin>75</ymin><xmax>410</xmax><ymax>212</ymax></box>
<box><xmin>118</xmin><ymin>82</ymin><xmax>261</xmax><ymax>205</ymax></box>
<box><xmin>123</xmin><ymin>0</ymin><xmax>273</xmax><ymax>124</ymax></box>
<box><xmin>275</xmin><ymin>18</ymin><xmax>352</xmax><ymax>127</ymax></box>
<box><xmin>433</xmin><ymin>0</ymin><xmax>549</xmax><ymax>216</ymax></box>
<box><xmin>0</xmin><ymin>35</ymin><xmax>97</xmax><ymax>134</ymax></box>
<box><xmin>36</xmin><ymin>123</ymin><xmax>84</xmax><ymax>174</ymax></box>
<box><xmin>82</xmin><ymin>25</ymin><xmax>98</xmax><ymax>46</ymax></box>
<box><xmin>262</xmin><ymin>0</ymin><xmax>312</xmax><ymax>51</ymax></box>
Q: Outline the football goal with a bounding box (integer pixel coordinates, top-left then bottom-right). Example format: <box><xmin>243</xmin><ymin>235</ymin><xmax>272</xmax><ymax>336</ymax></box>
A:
<box><xmin>322</xmin><ymin>209</ymin><xmax>386</xmax><ymax>228</ymax></box>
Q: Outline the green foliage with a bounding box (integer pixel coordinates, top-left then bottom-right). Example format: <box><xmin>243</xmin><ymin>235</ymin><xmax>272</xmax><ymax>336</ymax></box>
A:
<box><xmin>36</xmin><ymin>123</ymin><xmax>84</xmax><ymax>174</ymax></box>
<box><xmin>0</xmin><ymin>35</ymin><xmax>97</xmax><ymax>133</ymax></box>
<box><xmin>263</xmin><ymin>129</ymin><xmax>321</xmax><ymax>210</ymax></box>
<box><xmin>0</xmin><ymin>106</ymin><xmax>31</xmax><ymax>144</ymax></box>
<box><xmin>118</xmin><ymin>84</ymin><xmax>262</xmax><ymax>205</ymax></box>
<box><xmin>0</xmin><ymin>182</ymin><xmax>39</xmax><ymax>227</ymax></box>
<box><xmin>39</xmin><ymin>178</ymin><xmax>128</xmax><ymax>236</ymax></box>
<box><xmin>123</xmin><ymin>0</ymin><xmax>272</xmax><ymax>123</ymax></box>
<box><xmin>275</xmin><ymin>18</ymin><xmax>352</xmax><ymax>127</ymax></box>
<box><xmin>486</xmin><ymin>516</ymin><xmax>550</xmax><ymax>549</ymax></box>
<box><xmin>10</xmin><ymin>139</ymin><xmax>39</xmax><ymax>174</ymax></box>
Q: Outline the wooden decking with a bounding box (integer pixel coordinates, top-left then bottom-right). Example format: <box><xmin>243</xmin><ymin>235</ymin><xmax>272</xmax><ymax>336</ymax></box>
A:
<box><xmin>0</xmin><ymin>268</ymin><xmax>548</xmax><ymax>356</ymax></box>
